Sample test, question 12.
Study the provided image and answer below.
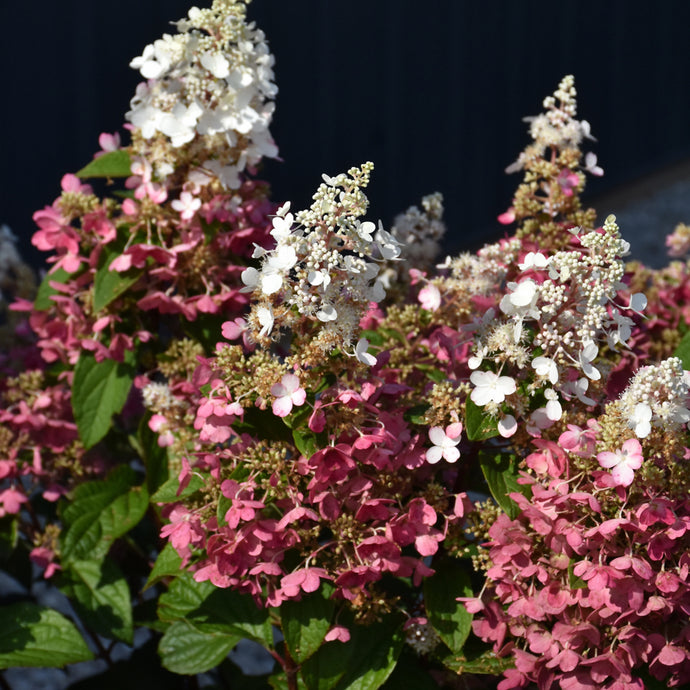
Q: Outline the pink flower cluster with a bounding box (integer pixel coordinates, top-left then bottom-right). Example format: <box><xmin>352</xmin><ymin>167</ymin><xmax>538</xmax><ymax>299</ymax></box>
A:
<box><xmin>468</xmin><ymin>426</ymin><xmax>690</xmax><ymax>689</ymax></box>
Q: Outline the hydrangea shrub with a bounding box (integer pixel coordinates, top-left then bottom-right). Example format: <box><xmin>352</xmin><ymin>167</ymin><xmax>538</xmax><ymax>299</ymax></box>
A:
<box><xmin>2</xmin><ymin>3</ymin><xmax>690</xmax><ymax>689</ymax></box>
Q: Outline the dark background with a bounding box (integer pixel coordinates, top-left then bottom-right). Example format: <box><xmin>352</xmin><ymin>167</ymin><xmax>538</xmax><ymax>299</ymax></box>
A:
<box><xmin>3</xmin><ymin>1</ymin><xmax>690</xmax><ymax>268</ymax></box>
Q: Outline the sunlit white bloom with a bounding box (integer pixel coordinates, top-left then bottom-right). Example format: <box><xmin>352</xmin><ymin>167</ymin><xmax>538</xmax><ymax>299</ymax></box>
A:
<box><xmin>375</xmin><ymin>223</ymin><xmax>403</xmax><ymax>260</ymax></box>
<box><xmin>171</xmin><ymin>191</ymin><xmax>202</xmax><ymax>220</ymax></box>
<box><xmin>426</xmin><ymin>423</ymin><xmax>463</xmax><ymax>464</ymax></box>
<box><xmin>355</xmin><ymin>338</ymin><xmax>377</xmax><ymax>366</ymax></box>
<box><xmin>497</xmin><ymin>415</ymin><xmax>517</xmax><ymax>438</ymax></box>
<box><xmin>418</xmin><ymin>283</ymin><xmax>441</xmax><ymax>312</ymax></box>
<box><xmin>584</xmin><ymin>151</ymin><xmax>603</xmax><ymax>176</ymax></box>
<box><xmin>308</xmin><ymin>270</ymin><xmax>330</xmax><ymax>289</ymax></box>
<box><xmin>518</xmin><ymin>252</ymin><xmax>550</xmax><ymax>271</ymax></box>
<box><xmin>544</xmin><ymin>389</ymin><xmax>562</xmax><ymax>421</ymax></box>
<box><xmin>256</xmin><ymin>306</ymin><xmax>274</xmax><ymax>337</ymax></box>
<box><xmin>200</xmin><ymin>51</ymin><xmax>230</xmax><ymax>78</ymax></box>
<box><xmin>356</xmin><ymin>221</ymin><xmax>376</xmax><ymax>243</ymax></box>
<box><xmin>470</xmin><ymin>370</ymin><xmax>517</xmax><ymax>406</ymax></box>
<box><xmin>271</xmin><ymin>213</ymin><xmax>294</xmax><ymax>240</ymax></box>
<box><xmin>579</xmin><ymin>340</ymin><xmax>601</xmax><ymax>380</ymax></box>
<box><xmin>316</xmin><ymin>305</ymin><xmax>337</xmax><ymax>322</ymax></box>
<box><xmin>468</xmin><ymin>345</ymin><xmax>488</xmax><ymax>371</ymax></box>
<box><xmin>532</xmin><ymin>356</ymin><xmax>558</xmax><ymax>384</ymax></box>
<box><xmin>629</xmin><ymin>293</ymin><xmax>647</xmax><ymax>313</ymax></box>
<box><xmin>629</xmin><ymin>403</ymin><xmax>652</xmax><ymax>438</ymax></box>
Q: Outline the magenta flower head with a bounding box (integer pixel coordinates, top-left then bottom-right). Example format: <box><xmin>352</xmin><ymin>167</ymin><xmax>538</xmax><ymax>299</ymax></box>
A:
<box><xmin>597</xmin><ymin>438</ymin><xmax>644</xmax><ymax>486</ymax></box>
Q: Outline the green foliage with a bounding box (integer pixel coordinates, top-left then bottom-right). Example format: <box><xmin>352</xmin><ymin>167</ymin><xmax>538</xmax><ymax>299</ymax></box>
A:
<box><xmin>93</xmin><ymin>244</ymin><xmax>143</xmax><ymax>312</ymax></box>
<box><xmin>478</xmin><ymin>449</ymin><xmax>527</xmax><ymax>519</ymax></box>
<box><xmin>76</xmin><ymin>150</ymin><xmax>132</xmax><ymax>178</ymax></box>
<box><xmin>72</xmin><ymin>349</ymin><xmax>136</xmax><ymax>449</ymax></box>
<box><xmin>34</xmin><ymin>266</ymin><xmax>76</xmax><ymax>311</ymax></box>
<box><xmin>59</xmin><ymin>466</ymin><xmax>149</xmax><ymax>562</ymax></box>
<box><xmin>464</xmin><ymin>398</ymin><xmax>499</xmax><ymax>441</ymax></box>
<box><xmin>423</xmin><ymin>558</ymin><xmax>473</xmax><ymax>654</ymax></box>
<box><xmin>145</xmin><ymin>542</ymin><xmax>183</xmax><ymax>590</ymax></box>
<box><xmin>440</xmin><ymin>647</ymin><xmax>515</xmax><ymax>675</ymax></box>
<box><xmin>673</xmin><ymin>329</ymin><xmax>690</xmax><ymax>369</ymax></box>
<box><xmin>0</xmin><ymin>603</ymin><xmax>93</xmax><ymax>669</ymax></box>
<box><xmin>59</xmin><ymin>557</ymin><xmax>134</xmax><ymax>644</ymax></box>
<box><xmin>280</xmin><ymin>583</ymin><xmax>335</xmax><ymax>663</ymax></box>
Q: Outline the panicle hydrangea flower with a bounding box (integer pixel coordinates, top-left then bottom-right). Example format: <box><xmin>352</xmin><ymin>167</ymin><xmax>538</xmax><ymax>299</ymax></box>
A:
<box><xmin>126</xmin><ymin>0</ymin><xmax>278</xmax><ymax>189</ymax></box>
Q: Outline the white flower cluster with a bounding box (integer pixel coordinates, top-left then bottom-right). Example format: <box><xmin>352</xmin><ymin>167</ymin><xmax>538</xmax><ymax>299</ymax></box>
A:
<box><xmin>618</xmin><ymin>357</ymin><xmax>690</xmax><ymax>438</ymax></box>
<box><xmin>241</xmin><ymin>163</ymin><xmax>397</xmax><ymax>364</ymax></box>
<box><xmin>126</xmin><ymin>0</ymin><xmax>278</xmax><ymax>189</ymax></box>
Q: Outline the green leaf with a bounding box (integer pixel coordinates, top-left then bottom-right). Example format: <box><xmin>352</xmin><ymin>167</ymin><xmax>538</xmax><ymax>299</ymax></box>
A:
<box><xmin>151</xmin><ymin>472</ymin><xmax>204</xmax><ymax>503</ymax></box>
<box><xmin>674</xmin><ymin>329</ymin><xmax>690</xmax><ymax>370</ymax></box>
<box><xmin>145</xmin><ymin>542</ymin><xmax>183</xmax><ymax>590</ymax></box>
<box><xmin>34</xmin><ymin>267</ymin><xmax>75</xmax><ymax>311</ymax></box>
<box><xmin>159</xmin><ymin>620</ymin><xmax>241</xmax><ymax>675</ymax></box>
<box><xmin>301</xmin><ymin>617</ymin><xmax>404</xmax><ymax>690</ymax></box>
<box><xmin>133</xmin><ymin>413</ymin><xmax>170</xmax><ymax>495</ymax></box>
<box><xmin>281</xmin><ymin>584</ymin><xmax>334</xmax><ymax>663</ymax></box>
<box><xmin>0</xmin><ymin>602</ymin><xmax>93</xmax><ymax>669</ymax></box>
<box><xmin>72</xmin><ymin>349</ymin><xmax>136</xmax><ymax>449</ymax></box>
<box><xmin>360</xmin><ymin>329</ymin><xmax>385</xmax><ymax>347</ymax></box>
<box><xmin>93</xmin><ymin>247</ymin><xmax>143</xmax><ymax>312</ymax></box>
<box><xmin>478</xmin><ymin>450</ymin><xmax>526</xmax><ymax>520</ymax></box>
<box><xmin>380</xmin><ymin>649</ymin><xmax>439</xmax><ymax>690</ymax></box>
<box><xmin>464</xmin><ymin>397</ymin><xmax>499</xmax><ymax>441</ymax></box>
<box><xmin>60</xmin><ymin>466</ymin><xmax>149</xmax><ymax>562</ymax></box>
<box><xmin>292</xmin><ymin>428</ymin><xmax>318</xmax><ymax>459</ymax></box>
<box><xmin>423</xmin><ymin>558</ymin><xmax>473</xmax><ymax>654</ymax></box>
<box><xmin>60</xmin><ymin>557</ymin><xmax>133</xmax><ymax>644</ymax></box>
<box><xmin>404</xmin><ymin>403</ymin><xmax>429</xmax><ymax>425</ymax></box>
<box><xmin>158</xmin><ymin>573</ymin><xmax>272</xmax><ymax>646</ymax></box>
<box><xmin>76</xmin><ymin>150</ymin><xmax>132</xmax><ymax>178</ymax></box>
<box><xmin>440</xmin><ymin>648</ymin><xmax>514</xmax><ymax>675</ymax></box>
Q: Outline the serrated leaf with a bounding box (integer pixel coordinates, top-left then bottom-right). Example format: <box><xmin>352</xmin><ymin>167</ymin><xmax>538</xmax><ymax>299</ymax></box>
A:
<box><xmin>93</xmin><ymin>250</ymin><xmax>142</xmax><ymax>312</ymax></box>
<box><xmin>0</xmin><ymin>602</ymin><xmax>93</xmax><ymax>669</ymax></box>
<box><xmin>159</xmin><ymin>620</ymin><xmax>241</xmax><ymax>675</ymax></box>
<box><xmin>34</xmin><ymin>267</ymin><xmax>75</xmax><ymax>311</ymax></box>
<box><xmin>145</xmin><ymin>542</ymin><xmax>183</xmax><ymax>590</ymax></box>
<box><xmin>60</xmin><ymin>557</ymin><xmax>133</xmax><ymax>644</ymax></box>
<box><xmin>72</xmin><ymin>349</ymin><xmax>136</xmax><ymax>449</ymax></box>
<box><xmin>281</xmin><ymin>584</ymin><xmax>334</xmax><ymax>663</ymax></box>
<box><xmin>464</xmin><ymin>398</ymin><xmax>499</xmax><ymax>441</ymax></box>
<box><xmin>158</xmin><ymin>573</ymin><xmax>272</xmax><ymax>646</ymax></box>
<box><xmin>423</xmin><ymin>558</ymin><xmax>473</xmax><ymax>654</ymax></box>
<box><xmin>76</xmin><ymin>150</ymin><xmax>132</xmax><ymax>178</ymax></box>
<box><xmin>478</xmin><ymin>450</ymin><xmax>526</xmax><ymax>520</ymax></box>
<box><xmin>673</xmin><ymin>329</ymin><xmax>690</xmax><ymax>370</ymax></box>
<box><xmin>60</xmin><ymin>466</ymin><xmax>149</xmax><ymax>562</ymax></box>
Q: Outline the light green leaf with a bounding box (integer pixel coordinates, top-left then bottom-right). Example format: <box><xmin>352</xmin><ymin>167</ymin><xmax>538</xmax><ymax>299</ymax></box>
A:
<box><xmin>673</xmin><ymin>329</ymin><xmax>690</xmax><ymax>370</ymax></box>
<box><xmin>60</xmin><ymin>557</ymin><xmax>133</xmax><ymax>644</ymax></box>
<box><xmin>292</xmin><ymin>428</ymin><xmax>318</xmax><ymax>459</ymax></box>
<box><xmin>478</xmin><ymin>450</ymin><xmax>526</xmax><ymax>519</ymax></box>
<box><xmin>76</xmin><ymin>150</ymin><xmax>132</xmax><ymax>179</ymax></box>
<box><xmin>281</xmin><ymin>584</ymin><xmax>334</xmax><ymax>663</ymax></box>
<box><xmin>464</xmin><ymin>398</ymin><xmax>499</xmax><ymax>441</ymax></box>
<box><xmin>423</xmin><ymin>558</ymin><xmax>473</xmax><ymax>654</ymax></box>
<box><xmin>72</xmin><ymin>349</ymin><xmax>136</xmax><ymax>449</ymax></box>
<box><xmin>60</xmin><ymin>466</ymin><xmax>149</xmax><ymax>562</ymax></box>
<box><xmin>159</xmin><ymin>620</ymin><xmax>240</xmax><ymax>675</ymax></box>
<box><xmin>0</xmin><ymin>602</ymin><xmax>93</xmax><ymax>669</ymax></box>
<box><xmin>440</xmin><ymin>648</ymin><xmax>514</xmax><ymax>675</ymax></box>
<box><xmin>151</xmin><ymin>472</ymin><xmax>204</xmax><ymax>503</ymax></box>
<box><xmin>145</xmin><ymin>542</ymin><xmax>183</xmax><ymax>590</ymax></box>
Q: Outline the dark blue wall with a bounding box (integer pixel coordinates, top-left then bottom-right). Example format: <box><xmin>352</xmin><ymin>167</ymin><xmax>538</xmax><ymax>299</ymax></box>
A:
<box><xmin>4</xmin><ymin>1</ymin><xmax>690</xmax><ymax>266</ymax></box>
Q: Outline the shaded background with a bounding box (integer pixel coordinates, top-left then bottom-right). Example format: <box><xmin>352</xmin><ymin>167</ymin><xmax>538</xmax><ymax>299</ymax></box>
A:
<box><xmin>3</xmin><ymin>0</ymin><xmax>690</xmax><ymax>269</ymax></box>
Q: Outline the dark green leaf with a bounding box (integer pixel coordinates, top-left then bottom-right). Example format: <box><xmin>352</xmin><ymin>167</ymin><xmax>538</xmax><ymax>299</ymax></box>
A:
<box><xmin>60</xmin><ymin>466</ymin><xmax>149</xmax><ymax>562</ymax></box>
<box><xmin>440</xmin><ymin>648</ymin><xmax>514</xmax><ymax>675</ymax></box>
<box><xmin>404</xmin><ymin>403</ymin><xmax>430</xmax><ymax>425</ymax></box>
<box><xmin>464</xmin><ymin>398</ymin><xmax>499</xmax><ymax>441</ymax></box>
<box><xmin>423</xmin><ymin>558</ymin><xmax>473</xmax><ymax>654</ymax></box>
<box><xmin>72</xmin><ymin>349</ymin><xmax>136</xmax><ymax>449</ymax></box>
<box><xmin>281</xmin><ymin>584</ymin><xmax>334</xmax><ymax>663</ymax></box>
<box><xmin>380</xmin><ymin>649</ymin><xmax>439</xmax><ymax>690</ymax></box>
<box><xmin>133</xmin><ymin>413</ymin><xmax>170</xmax><ymax>495</ymax></box>
<box><xmin>478</xmin><ymin>450</ymin><xmax>527</xmax><ymax>520</ymax></box>
<box><xmin>674</xmin><ymin>329</ymin><xmax>690</xmax><ymax>370</ymax></box>
<box><xmin>0</xmin><ymin>602</ymin><xmax>93</xmax><ymax>668</ymax></box>
<box><xmin>60</xmin><ymin>557</ymin><xmax>133</xmax><ymax>644</ymax></box>
<box><xmin>34</xmin><ymin>267</ymin><xmax>75</xmax><ymax>311</ymax></box>
<box><xmin>159</xmin><ymin>620</ymin><xmax>241</xmax><ymax>675</ymax></box>
<box><xmin>76</xmin><ymin>150</ymin><xmax>132</xmax><ymax>178</ymax></box>
<box><xmin>158</xmin><ymin>573</ymin><xmax>272</xmax><ymax>646</ymax></box>
<box><xmin>292</xmin><ymin>428</ymin><xmax>318</xmax><ymax>459</ymax></box>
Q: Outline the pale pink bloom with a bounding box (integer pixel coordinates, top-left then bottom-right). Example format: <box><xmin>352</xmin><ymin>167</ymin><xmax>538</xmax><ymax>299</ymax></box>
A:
<box><xmin>271</xmin><ymin>374</ymin><xmax>306</xmax><ymax>417</ymax></box>
<box><xmin>557</xmin><ymin>169</ymin><xmax>580</xmax><ymax>196</ymax></box>
<box><xmin>497</xmin><ymin>207</ymin><xmax>515</xmax><ymax>225</ymax></box>
<box><xmin>426</xmin><ymin>423</ymin><xmax>462</xmax><ymax>464</ymax></box>
<box><xmin>418</xmin><ymin>283</ymin><xmax>441</xmax><ymax>311</ymax></box>
<box><xmin>324</xmin><ymin>625</ymin><xmax>350</xmax><ymax>643</ymax></box>
<box><xmin>171</xmin><ymin>191</ymin><xmax>202</xmax><ymax>220</ymax></box>
<box><xmin>498</xmin><ymin>414</ymin><xmax>517</xmax><ymax>438</ymax></box>
<box><xmin>597</xmin><ymin>438</ymin><xmax>644</xmax><ymax>486</ymax></box>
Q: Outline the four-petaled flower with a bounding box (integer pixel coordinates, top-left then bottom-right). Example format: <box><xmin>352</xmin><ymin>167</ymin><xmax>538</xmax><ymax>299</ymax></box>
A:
<box><xmin>426</xmin><ymin>423</ymin><xmax>463</xmax><ymax>464</ymax></box>
<box><xmin>271</xmin><ymin>374</ymin><xmax>307</xmax><ymax>417</ymax></box>
<box><xmin>597</xmin><ymin>438</ymin><xmax>644</xmax><ymax>486</ymax></box>
<box><xmin>470</xmin><ymin>370</ymin><xmax>517</xmax><ymax>406</ymax></box>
